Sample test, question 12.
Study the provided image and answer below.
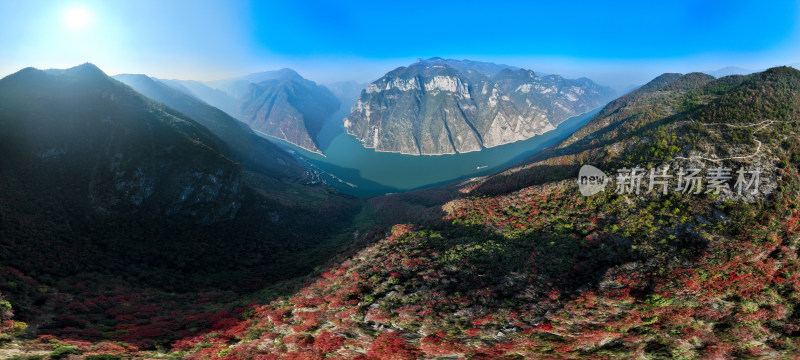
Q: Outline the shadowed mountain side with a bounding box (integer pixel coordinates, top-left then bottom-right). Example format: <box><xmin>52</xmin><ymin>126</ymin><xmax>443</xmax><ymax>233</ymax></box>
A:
<box><xmin>0</xmin><ymin>64</ymin><xmax>361</xmax><ymax>293</ymax></box>
<box><xmin>113</xmin><ymin>74</ymin><xmax>311</xmax><ymax>182</ymax></box>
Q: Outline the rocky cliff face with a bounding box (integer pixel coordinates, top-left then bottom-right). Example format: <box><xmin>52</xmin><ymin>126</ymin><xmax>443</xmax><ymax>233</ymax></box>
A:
<box><xmin>163</xmin><ymin>69</ymin><xmax>341</xmax><ymax>154</ymax></box>
<box><xmin>236</xmin><ymin>72</ymin><xmax>340</xmax><ymax>153</ymax></box>
<box><xmin>344</xmin><ymin>58</ymin><xmax>615</xmax><ymax>155</ymax></box>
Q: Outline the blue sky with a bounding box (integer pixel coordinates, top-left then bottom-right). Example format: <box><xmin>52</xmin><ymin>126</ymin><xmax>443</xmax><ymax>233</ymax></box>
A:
<box><xmin>0</xmin><ymin>0</ymin><xmax>798</xmax><ymax>89</ymax></box>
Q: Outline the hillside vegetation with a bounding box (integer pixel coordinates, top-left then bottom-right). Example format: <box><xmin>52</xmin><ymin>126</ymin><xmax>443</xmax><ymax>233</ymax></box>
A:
<box><xmin>160</xmin><ymin>67</ymin><xmax>799</xmax><ymax>359</ymax></box>
<box><xmin>2</xmin><ymin>67</ymin><xmax>800</xmax><ymax>359</ymax></box>
<box><xmin>0</xmin><ymin>64</ymin><xmax>361</xmax><ymax>351</ymax></box>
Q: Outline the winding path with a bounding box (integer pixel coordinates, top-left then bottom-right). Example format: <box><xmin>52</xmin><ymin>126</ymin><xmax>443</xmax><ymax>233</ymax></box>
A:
<box><xmin>672</xmin><ymin>117</ymin><xmax>774</xmax><ymax>163</ymax></box>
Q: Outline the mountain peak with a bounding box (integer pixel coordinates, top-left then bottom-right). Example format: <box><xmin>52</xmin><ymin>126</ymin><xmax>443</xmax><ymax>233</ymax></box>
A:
<box><xmin>46</xmin><ymin>62</ymin><xmax>107</xmax><ymax>77</ymax></box>
<box><xmin>763</xmin><ymin>65</ymin><xmax>800</xmax><ymax>77</ymax></box>
<box><xmin>73</xmin><ymin>62</ymin><xmax>104</xmax><ymax>72</ymax></box>
<box><xmin>3</xmin><ymin>66</ymin><xmax>44</xmax><ymax>81</ymax></box>
<box><xmin>236</xmin><ymin>70</ymin><xmax>340</xmax><ymax>153</ymax></box>
<box><xmin>633</xmin><ymin>72</ymin><xmax>684</xmax><ymax>93</ymax></box>
<box><xmin>347</xmin><ymin>60</ymin><xmax>615</xmax><ymax>155</ymax></box>
<box><xmin>0</xmin><ymin>63</ymin><xmax>116</xmax><ymax>92</ymax></box>
<box><xmin>270</xmin><ymin>68</ymin><xmax>302</xmax><ymax>79</ymax></box>
<box><xmin>658</xmin><ymin>72</ymin><xmax>716</xmax><ymax>91</ymax></box>
<box><xmin>241</xmin><ymin>68</ymin><xmax>304</xmax><ymax>84</ymax></box>
<box><xmin>406</xmin><ymin>58</ymin><xmax>520</xmax><ymax>77</ymax></box>
<box><xmin>705</xmin><ymin>65</ymin><xmax>761</xmax><ymax>77</ymax></box>
<box><xmin>492</xmin><ymin>67</ymin><xmax>538</xmax><ymax>80</ymax></box>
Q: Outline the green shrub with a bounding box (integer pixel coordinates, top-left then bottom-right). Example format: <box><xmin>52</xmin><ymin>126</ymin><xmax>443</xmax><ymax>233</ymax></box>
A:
<box><xmin>85</xmin><ymin>355</ymin><xmax>122</xmax><ymax>360</ymax></box>
<box><xmin>49</xmin><ymin>344</ymin><xmax>82</xmax><ymax>359</ymax></box>
<box><xmin>6</xmin><ymin>355</ymin><xmax>46</xmax><ymax>360</ymax></box>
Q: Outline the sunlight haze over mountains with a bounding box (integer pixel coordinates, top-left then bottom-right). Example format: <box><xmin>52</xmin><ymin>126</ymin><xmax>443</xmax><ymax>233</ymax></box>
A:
<box><xmin>0</xmin><ymin>0</ymin><xmax>798</xmax><ymax>90</ymax></box>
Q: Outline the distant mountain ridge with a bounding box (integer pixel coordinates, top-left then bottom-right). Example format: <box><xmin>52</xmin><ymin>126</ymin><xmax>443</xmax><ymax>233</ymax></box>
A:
<box><xmin>325</xmin><ymin>80</ymin><xmax>368</xmax><ymax>102</ymax></box>
<box><xmin>417</xmin><ymin>57</ymin><xmax>521</xmax><ymax>76</ymax></box>
<box><xmin>344</xmin><ymin>57</ymin><xmax>615</xmax><ymax>155</ymax></box>
<box><xmin>113</xmin><ymin>74</ymin><xmax>310</xmax><ymax>181</ymax></box>
<box><xmin>704</xmin><ymin>66</ymin><xmax>760</xmax><ymax>78</ymax></box>
<box><xmin>163</xmin><ymin>69</ymin><xmax>340</xmax><ymax>153</ymax></box>
<box><xmin>158</xmin><ymin>78</ymin><xmax>240</xmax><ymax>116</ymax></box>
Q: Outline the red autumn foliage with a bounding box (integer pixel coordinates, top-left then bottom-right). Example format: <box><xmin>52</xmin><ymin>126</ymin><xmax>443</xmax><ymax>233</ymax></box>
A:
<box><xmin>313</xmin><ymin>331</ymin><xmax>344</xmax><ymax>354</ymax></box>
<box><xmin>366</xmin><ymin>332</ymin><xmax>419</xmax><ymax>360</ymax></box>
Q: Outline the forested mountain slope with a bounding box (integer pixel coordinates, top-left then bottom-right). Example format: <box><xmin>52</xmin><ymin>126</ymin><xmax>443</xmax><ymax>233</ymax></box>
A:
<box><xmin>0</xmin><ymin>64</ymin><xmax>361</xmax><ymax>349</ymax></box>
<box><xmin>162</xmin><ymin>67</ymin><xmax>800</xmax><ymax>359</ymax></box>
<box><xmin>113</xmin><ymin>74</ymin><xmax>310</xmax><ymax>182</ymax></box>
<box><xmin>2</xmin><ymin>67</ymin><xmax>800</xmax><ymax>359</ymax></box>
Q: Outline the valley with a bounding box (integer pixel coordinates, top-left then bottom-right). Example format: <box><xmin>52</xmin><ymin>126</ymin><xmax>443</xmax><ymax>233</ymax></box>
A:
<box><xmin>262</xmin><ymin>106</ymin><xmax>601</xmax><ymax>197</ymax></box>
<box><xmin>2</xmin><ymin>63</ymin><xmax>800</xmax><ymax>359</ymax></box>
<box><xmin>1</xmin><ymin>2</ymin><xmax>798</xmax><ymax>357</ymax></box>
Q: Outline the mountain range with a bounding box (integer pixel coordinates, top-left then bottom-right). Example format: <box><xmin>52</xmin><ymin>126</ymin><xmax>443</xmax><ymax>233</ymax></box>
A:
<box><xmin>345</xmin><ymin>58</ymin><xmax>616</xmax><ymax>155</ymax></box>
<box><xmin>152</xmin><ymin>59</ymin><xmax>613</xmax><ymax>157</ymax></box>
<box><xmin>2</xmin><ymin>62</ymin><xmax>800</xmax><ymax>359</ymax></box>
<box><xmin>113</xmin><ymin>73</ymin><xmax>310</xmax><ymax>181</ymax></box>
<box><xmin>162</xmin><ymin>69</ymin><xmax>341</xmax><ymax>153</ymax></box>
<box><xmin>0</xmin><ymin>64</ymin><xmax>359</xmax><ymax>294</ymax></box>
<box><xmin>703</xmin><ymin>65</ymin><xmax>761</xmax><ymax>78</ymax></box>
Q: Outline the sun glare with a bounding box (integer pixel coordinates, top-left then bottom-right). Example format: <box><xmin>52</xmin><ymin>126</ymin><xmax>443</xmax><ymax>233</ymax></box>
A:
<box><xmin>63</xmin><ymin>6</ymin><xmax>91</xmax><ymax>29</ymax></box>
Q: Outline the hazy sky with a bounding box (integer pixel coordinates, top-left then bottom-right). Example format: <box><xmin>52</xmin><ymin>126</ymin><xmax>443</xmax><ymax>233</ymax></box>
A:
<box><xmin>1</xmin><ymin>0</ymin><xmax>798</xmax><ymax>90</ymax></box>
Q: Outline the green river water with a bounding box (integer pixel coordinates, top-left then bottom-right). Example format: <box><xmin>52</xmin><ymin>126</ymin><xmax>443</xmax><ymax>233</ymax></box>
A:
<box><xmin>258</xmin><ymin>106</ymin><xmax>601</xmax><ymax>197</ymax></box>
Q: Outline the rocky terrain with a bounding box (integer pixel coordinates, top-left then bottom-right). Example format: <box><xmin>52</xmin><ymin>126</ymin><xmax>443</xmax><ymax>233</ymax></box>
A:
<box><xmin>344</xmin><ymin>57</ymin><xmax>615</xmax><ymax>155</ymax></box>
<box><xmin>236</xmin><ymin>70</ymin><xmax>340</xmax><ymax>153</ymax></box>
<box><xmin>2</xmin><ymin>65</ymin><xmax>800</xmax><ymax>359</ymax></box>
<box><xmin>163</xmin><ymin>69</ymin><xmax>341</xmax><ymax>153</ymax></box>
